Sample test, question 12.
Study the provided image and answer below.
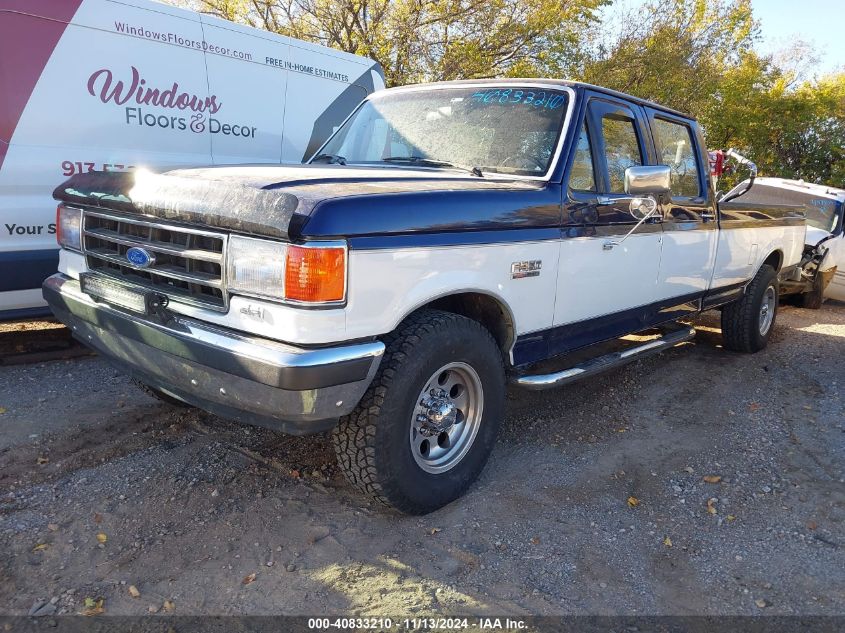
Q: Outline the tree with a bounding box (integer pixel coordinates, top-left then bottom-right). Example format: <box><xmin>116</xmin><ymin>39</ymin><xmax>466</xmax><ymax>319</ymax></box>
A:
<box><xmin>167</xmin><ymin>0</ymin><xmax>844</xmax><ymax>186</ymax></box>
<box><xmin>171</xmin><ymin>0</ymin><xmax>607</xmax><ymax>86</ymax></box>
<box><xmin>575</xmin><ymin>0</ymin><xmax>758</xmax><ymax>115</ymax></box>
<box><xmin>572</xmin><ymin>0</ymin><xmax>844</xmax><ymax>186</ymax></box>
<box><xmin>702</xmin><ymin>62</ymin><xmax>845</xmax><ymax>185</ymax></box>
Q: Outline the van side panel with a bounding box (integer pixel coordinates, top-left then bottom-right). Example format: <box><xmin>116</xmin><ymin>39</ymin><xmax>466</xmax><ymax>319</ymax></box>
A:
<box><xmin>197</xmin><ymin>14</ymin><xmax>383</xmax><ymax>165</ymax></box>
<box><xmin>0</xmin><ymin>0</ymin><xmax>211</xmax><ymax>308</ymax></box>
<box><xmin>280</xmin><ymin>40</ymin><xmax>373</xmax><ymax>162</ymax></box>
<box><xmin>0</xmin><ymin>1</ymin><xmax>82</xmax><ymax>153</ymax></box>
<box><xmin>0</xmin><ymin>2</ymin><xmax>83</xmax><ymax>308</ymax></box>
<box><xmin>199</xmin><ymin>19</ymin><xmax>289</xmax><ymax>165</ymax></box>
<box><xmin>1</xmin><ymin>0</ymin><xmax>385</xmax><ymax>316</ymax></box>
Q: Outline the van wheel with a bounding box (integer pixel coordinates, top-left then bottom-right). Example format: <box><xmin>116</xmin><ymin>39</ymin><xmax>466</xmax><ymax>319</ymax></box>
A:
<box><xmin>721</xmin><ymin>264</ymin><xmax>779</xmax><ymax>353</ymax></box>
<box><xmin>332</xmin><ymin>309</ymin><xmax>504</xmax><ymax>514</ymax></box>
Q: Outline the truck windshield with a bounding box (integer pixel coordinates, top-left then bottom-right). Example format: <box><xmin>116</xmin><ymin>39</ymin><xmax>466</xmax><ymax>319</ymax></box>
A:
<box><xmin>315</xmin><ymin>86</ymin><xmax>570</xmax><ymax>177</ymax></box>
<box><xmin>805</xmin><ymin>201</ymin><xmax>841</xmax><ymax>233</ymax></box>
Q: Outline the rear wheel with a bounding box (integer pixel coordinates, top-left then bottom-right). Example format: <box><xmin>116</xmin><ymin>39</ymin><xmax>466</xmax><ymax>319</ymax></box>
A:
<box><xmin>332</xmin><ymin>309</ymin><xmax>505</xmax><ymax>514</ymax></box>
<box><xmin>721</xmin><ymin>264</ymin><xmax>779</xmax><ymax>353</ymax></box>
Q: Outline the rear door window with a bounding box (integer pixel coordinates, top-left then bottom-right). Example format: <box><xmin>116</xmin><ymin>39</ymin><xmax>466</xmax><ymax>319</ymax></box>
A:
<box><xmin>651</xmin><ymin>117</ymin><xmax>701</xmax><ymax>198</ymax></box>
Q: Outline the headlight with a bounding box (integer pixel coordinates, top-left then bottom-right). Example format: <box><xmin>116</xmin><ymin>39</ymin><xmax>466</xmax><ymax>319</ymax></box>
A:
<box><xmin>226</xmin><ymin>235</ymin><xmax>287</xmax><ymax>300</ymax></box>
<box><xmin>226</xmin><ymin>236</ymin><xmax>347</xmax><ymax>305</ymax></box>
<box><xmin>56</xmin><ymin>204</ymin><xmax>83</xmax><ymax>252</ymax></box>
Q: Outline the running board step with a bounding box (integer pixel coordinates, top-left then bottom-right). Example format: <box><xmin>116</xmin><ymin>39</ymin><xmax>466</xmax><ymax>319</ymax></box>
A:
<box><xmin>513</xmin><ymin>326</ymin><xmax>696</xmax><ymax>391</ymax></box>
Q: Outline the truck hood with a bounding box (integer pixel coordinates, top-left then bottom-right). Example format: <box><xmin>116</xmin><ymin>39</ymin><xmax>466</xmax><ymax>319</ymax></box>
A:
<box><xmin>805</xmin><ymin>225</ymin><xmax>833</xmax><ymax>246</ymax></box>
<box><xmin>53</xmin><ymin>164</ymin><xmax>540</xmax><ymax>240</ymax></box>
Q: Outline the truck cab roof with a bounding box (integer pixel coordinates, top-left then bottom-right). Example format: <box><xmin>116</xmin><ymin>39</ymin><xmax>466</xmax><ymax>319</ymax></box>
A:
<box><xmin>379</xmin><ymin>78</ymin><xmax>694</xmax><ymax>121</ymax></box>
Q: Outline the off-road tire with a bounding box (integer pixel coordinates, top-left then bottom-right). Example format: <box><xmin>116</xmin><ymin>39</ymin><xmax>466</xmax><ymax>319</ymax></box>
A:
<box><xmin>332</xmin><ymin>309</ymin><xmax>505</xmax><ymax>514</ymax></box>
<box><xmin>133</xmin><ymin>379</ymin><xmax>192</xmax><ymax>408</ymax></box>
<box><xmin>721</xmin><ymin>264</ymin><xmax>779</xmax><ymax>353</ymax></box>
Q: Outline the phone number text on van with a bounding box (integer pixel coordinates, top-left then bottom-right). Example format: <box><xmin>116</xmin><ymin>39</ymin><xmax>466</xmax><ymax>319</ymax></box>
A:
<box><xmin>125</xmin><ymin>107</ymin><xmax>257</xmax><ymax>138</ymax></box>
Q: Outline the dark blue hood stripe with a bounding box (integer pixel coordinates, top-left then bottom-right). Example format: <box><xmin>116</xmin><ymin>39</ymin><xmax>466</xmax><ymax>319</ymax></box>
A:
<box><xmin>347</xmin><ymin>227</ymin><xmax>561</xmax><ymax>250</ymax></box>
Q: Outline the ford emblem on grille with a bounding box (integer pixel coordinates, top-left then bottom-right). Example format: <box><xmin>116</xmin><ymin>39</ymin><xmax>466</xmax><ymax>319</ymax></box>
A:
<box><xmin>126</xmin><ymin>247</ymin><xmax>155</xmax><ymax>268</ymax></box>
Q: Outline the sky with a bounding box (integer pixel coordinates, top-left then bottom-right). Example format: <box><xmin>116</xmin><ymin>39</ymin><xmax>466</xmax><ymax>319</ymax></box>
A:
<box><xmin>609</xmin><ymin>0</ymin><xmax>843</xmax><ymax>77</ymax></box>
<box><xmin>752</xmin><ymin>0</ymin><xmax>843</xmax><ymax>75</ymax></box>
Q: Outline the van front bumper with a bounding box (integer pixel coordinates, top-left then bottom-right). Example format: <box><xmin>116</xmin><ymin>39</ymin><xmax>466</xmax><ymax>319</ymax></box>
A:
<box><xmin>42</xmin><ymin>274</ymin><xmax>384</xmax><ymax>434</ymax></box>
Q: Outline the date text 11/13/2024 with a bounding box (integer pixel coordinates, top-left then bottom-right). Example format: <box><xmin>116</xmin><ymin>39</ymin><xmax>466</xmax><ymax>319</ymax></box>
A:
<box><xmin>307</xmin><ymin>617</ymin><xmax>528</xmax><ymax>630</ymax></box>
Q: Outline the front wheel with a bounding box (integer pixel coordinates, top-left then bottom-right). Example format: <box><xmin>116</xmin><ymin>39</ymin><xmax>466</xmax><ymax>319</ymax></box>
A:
<box><xmin>332</xmin><ymin>310</ymin><xmax>505</xmax><ymax>514</ymax></box>
<box><xmin>721</xmin><ymin>264</ymin><xmax>779</xmax><ymax>353</ymax></box>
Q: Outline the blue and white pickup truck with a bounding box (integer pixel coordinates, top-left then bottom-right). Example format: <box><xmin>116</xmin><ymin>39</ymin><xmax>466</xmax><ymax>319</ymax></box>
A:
<box><xmin>44</xmin><ymin>80</ymin><xmax>807</xmax><ymax>513</ymax></box>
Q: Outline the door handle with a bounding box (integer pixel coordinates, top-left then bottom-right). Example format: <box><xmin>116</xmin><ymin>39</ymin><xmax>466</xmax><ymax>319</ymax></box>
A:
<box><xmin>701</xmin><ymin>212</ymin><xmax>716</xmax><ymax>222</ymax></box>
<box><xmin>602</xmin><ymin>202</ymin><xmax>661</xmax><ymax>250</ymax></box>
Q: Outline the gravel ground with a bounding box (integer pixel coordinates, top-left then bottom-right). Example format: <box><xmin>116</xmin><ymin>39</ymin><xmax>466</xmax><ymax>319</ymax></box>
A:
<box><xmin>0</xmin><ymin>303</ymin><xmax>843</xmax><ymax>617</ymax></box>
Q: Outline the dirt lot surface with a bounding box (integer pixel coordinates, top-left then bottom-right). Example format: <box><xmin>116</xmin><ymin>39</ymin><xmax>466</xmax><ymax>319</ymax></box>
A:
<box><xmin>1</xmin><ymin>304</ymin><xmax>843</xmax><ymax>617</ymax></box>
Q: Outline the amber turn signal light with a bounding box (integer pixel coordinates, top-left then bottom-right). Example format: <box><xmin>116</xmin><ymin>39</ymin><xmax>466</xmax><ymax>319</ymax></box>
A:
<box><xmin>285</xmin><ymin>244</ymin><xmax>346</xmax><ymax>303</ymax></box>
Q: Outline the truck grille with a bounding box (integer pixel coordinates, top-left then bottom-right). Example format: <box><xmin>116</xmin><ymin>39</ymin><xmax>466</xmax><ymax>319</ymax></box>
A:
<box><xmin>81</xmin><ymin>209</ymin><xmax>228</xmax><ymax>311</ymax></box>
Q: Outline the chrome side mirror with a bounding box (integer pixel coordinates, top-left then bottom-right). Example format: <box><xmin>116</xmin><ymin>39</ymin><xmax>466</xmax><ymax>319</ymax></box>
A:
<box><xmin>628</xmin><ymin>195</ymin><xmax>658</xmax><ymax>220</ymax></box>
<box><xmin>602</xmin><ymin>166</ymin><xmax>670</xmax><ymax>252</ymax></box>
<box><xmin>624</xmin><ymin>165</ymin><xmax>671</xmax><ymax>196</ymax></box>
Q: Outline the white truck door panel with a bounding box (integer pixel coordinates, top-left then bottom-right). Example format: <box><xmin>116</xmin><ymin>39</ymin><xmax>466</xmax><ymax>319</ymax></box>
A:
<box><xmin>659</xmin><ymin>224</ymin><xmax>718</xmax><ymax>296</ymax></box>
<box><xmin>555</xmin><ymin>96</ymin><xmax>662</xmax><ymax>328</ymax></box>
<box><xmin>646</xmin><ymin>113</ymin><xmax>718</xmax><ymax>299</ymax></box>
<box><xmin>555</xmin><ymin>232</ymin><xmax>661</xmax><ymax>325</ymax></box>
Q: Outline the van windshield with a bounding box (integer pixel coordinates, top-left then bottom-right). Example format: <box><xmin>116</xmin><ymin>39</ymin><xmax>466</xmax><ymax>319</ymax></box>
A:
<box><xmin>315</xmin><ymin>86</ymin><xmax>570</xmax><ymax>177</ymax></box>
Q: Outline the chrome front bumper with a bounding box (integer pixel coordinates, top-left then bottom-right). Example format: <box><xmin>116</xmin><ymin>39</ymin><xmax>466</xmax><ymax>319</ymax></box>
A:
<box><xmin>43</xmin><ymin>274</ymin><xmax>384</xmax><ymax>434</ymax></box>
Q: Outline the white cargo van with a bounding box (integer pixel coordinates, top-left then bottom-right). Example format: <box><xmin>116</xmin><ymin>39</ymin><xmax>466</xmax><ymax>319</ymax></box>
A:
<box><xmin>0</xmin><ymin>0</ymin><xmax>384</xmax><ymax>318</ymax></box>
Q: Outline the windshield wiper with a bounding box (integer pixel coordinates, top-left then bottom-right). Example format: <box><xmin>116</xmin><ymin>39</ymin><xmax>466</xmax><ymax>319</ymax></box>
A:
<box><xmin>311</xmin><ymin>153</ymin><xmax>347</xmax><ymax>165</ymax></box>
<box><xmin>382</xmin><ymin>156</ymin><xmax>483</xmax><ymax>177</ymax></box>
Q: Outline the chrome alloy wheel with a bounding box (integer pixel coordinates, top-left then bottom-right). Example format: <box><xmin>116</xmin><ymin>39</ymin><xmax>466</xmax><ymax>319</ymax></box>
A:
<box><xmin>759</xmin><ymin>285</ymin><xmax>776</xmax><ymax>335</ymax></box>
<box><xmin>410</xmin><ymin>362</ymin><xmax>484</xmax><ymax>474</ymax></box>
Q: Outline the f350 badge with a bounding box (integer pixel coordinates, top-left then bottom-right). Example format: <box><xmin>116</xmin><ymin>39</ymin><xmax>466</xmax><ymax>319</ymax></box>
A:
<box><xmin>511</xmin><ymin>260</ymin><xmax>542</xmax><ymax>279</ymax></box>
